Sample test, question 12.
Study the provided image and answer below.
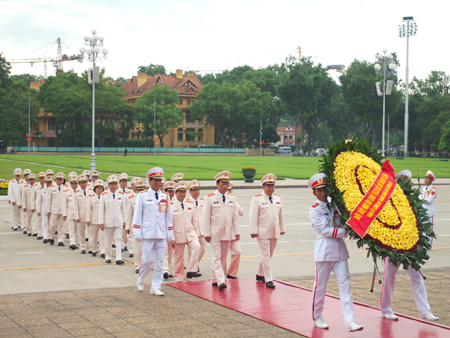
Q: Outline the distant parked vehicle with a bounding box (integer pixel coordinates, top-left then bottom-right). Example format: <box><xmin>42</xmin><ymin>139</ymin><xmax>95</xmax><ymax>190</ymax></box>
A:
<box><xmin>277</xmin><ymin>146</ymin><xmax>292</xmax><ymax>154</ymax></box>
<box><xmin>311</xmin><ymin>148</ymin><xmax>327</xmax><ymax>156</ymax></box>
<box><xmin>292</xmin><ymin>150</ymin><xmax>305</xmax><ymax>156</ymax></box>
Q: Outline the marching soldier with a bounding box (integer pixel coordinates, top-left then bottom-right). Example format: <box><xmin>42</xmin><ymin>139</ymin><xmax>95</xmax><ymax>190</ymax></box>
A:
<box><xmin>171</xmin><ymin>181</ymin><xmax>201</xmax><ymax>282</ymax></box>
<box><xmin>162</xmin><ymin>180</ymin><xmax>176</xmax><ymax>279</ymax></box>
<box><xmin>37</xmin><ymin>176</ymin><xmax>53</xmax><ymax>243</ymax></box>
<box><xmin>74</xmin><ymin>175</ymin><xmax>89</xmax><ymax>254</ymax></box>
<box><xmin>249</xmin><ymin>173</ymin><xmax>285</xmax><ymax>289</ymax></box>
<box><xmin>8</xmin><ymin>168</ymin><xmax>24</xmax><ymax>231</ymax></box>
<box><xmin>34</xmin><ymin>172</ymin><xmax>47</xmax><ymax>240</ymax></box>
<box><xmin>22</xmin><ymin>173</ymin><xmax>37</xmax><ymax>236</ymax></box>
<box><xmin>308</xmin><ymin>173</ymin><xmax>363</xmax><ymax>332</ymax></box>
<box><xmin>125</xmin><ymin>178</ymin><xmax>143</xmax><ymax>273</ymax></box>
<box><xmin>226</xmin><ymin>183</ymin><xmax>243</xmax><ymax>280</ymax></box>
<box><xmin>381</xmin><ymin>170</ymin><xmax>439</xmax><ymax>321</ymax></box>
<box><xmin>86</xmin><ymin>180</ymin><xmax>106</xmax><ymax>257</ymax></box>
<box><xmin>47</xmin><ymin>172</ymin><xmax>67</xmax><ymax>246</ymax></box>
<box><xmin>188</xmin><ymin>180</ymin><xmax>206</xmax><ymax>267</ymax></box>
<box><xmin>203</xmin><ymin>171</ymin><xmax>240</xmax><ymax>291</ymax></box>
<box><xmin>118</xmin><ymin>173</ymin><xmax>132</xmax><ymax>254</ymax></box>
<box><xmin>64</xmin><ymin>175</ymin><xmax>81</xmax><ymax>250</ymax></box>
<box><xmin>99</xmin><ymin>175</ymin><xmax>127</xmax><ymax>264</ymax></box>
<box><xmin>19</xmin><ymin>169</ymin><xmax>31</xmax><ymax>233</ymax></box>
<box><xmin>134</xmin><ymin>167</ymin><xmax>175</xmax><ymax>296</ymax></box>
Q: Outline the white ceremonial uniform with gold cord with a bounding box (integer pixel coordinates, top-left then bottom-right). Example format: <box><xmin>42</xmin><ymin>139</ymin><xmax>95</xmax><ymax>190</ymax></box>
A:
<box><xmin>21</xmin><ymin>181</ymin><xmax>36</xmax><ymax>234</ymax></box>
<box><xmin>64</xmin><ymin>187</ymin><xmax>80</xmax><ymax>247</ymax></box>
<box><xmin>249</xmin><ymin>192</ymin><xmax>285</xmax><ymax>283</ymax></box>
<box><xmin>36</xmin><ymin>183</ymin><xmax>51</xmax><ymax>240</ymax></box>
<box><xmin>310</xmin><ymin>199</ymin><xmax>356</xmax><ymax>326</ymax></box>
<box><xmin>171</xmin><ymin>198</ymin><xmax>200</xmax><ymax>282</ymax></box>
<box><xmin>133</xmin><ymin>188</ymin><xmax>173</xmax><ymax>291</ymax></box>
<box><xmin>202</xmin><ymin>190</ymin><xmax>240</xmax><ymax>285</ymax></box>
<box><xmin>74</xmin><ymin>188</ymin><xmax>89</xmax><ymax>251</ymax></box>
<box><xmin>86</xmin><ymin>193</ymin><xmax>105</xmax><ymax>255</ymax></box>
<box><xmin>419</xmin><ymin>184</ymin><xmax>437</xmax><ymax>241</ymax></box>
<box><xmin>99</xmin><ymin>190</ymin><xmax>127</xmax><ymax>261</ymax></box>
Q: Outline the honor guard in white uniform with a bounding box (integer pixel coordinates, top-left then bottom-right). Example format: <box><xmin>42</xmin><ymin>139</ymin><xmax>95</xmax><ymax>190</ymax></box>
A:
<box><xmin>99</xmin><ymin>175</ymin><xmax>127</xmax><ymax>264</ymax></box>
<box><xmin>88</xmin><ymin>170</ymin><xmax>100</xmax><ymax>191</ymax></box>
<box><xmin>8</xmin><ymin>168</ymin><xmax>24</xmax><ymax>231</ymax></box>
<box><xmin>134</xmin><ymin>167</ymin><xmax>175</xmax><ymax>296</ymax></box>
<box><xmin>74</xmin><ymin>175</ymin><xmax>89</xmax><ymax>254</ymax></box>
<box><xmin>381</xmin><ymin>170</ymin><xmax>439</xmax><ymax>321</ymax></box>
<box><xmin>64</xmin><ymin>175</ymin><xmax>81</xmax><ymax>250</ymax></box>
<box><xmin>47</xmin><ymin>172</ymin><xmax>67</xmax><ymax>246</ymax></box>
<box><xmin>188</xmin><ymin>180</ymin><xmax>206</xmax><ymax>268</ymax></box>
<box><xmin>126</xmin><ymin>178</ymin><xmax>145</xmax><ymax>273</ymax></box>
<box><xmin>162</xmin><ymin>180</ymin><xmax>176</xmax><ymax>279</ymax></box>
<box><xmin>226</xmin><ymin>183</ymin><xmax>243</xmax><ymax>280</ymax></box>
<box><xmin>34</xmin><ymin>172</ymin><xmax>47</xmax><ymax>240</ymax></box>
<box><xmin>419</xmin><ymin>170</ymin><xmax>437</xmax><ymax>246</ymax></box>
<box><xmin>171</xmin><ymin>181</ymin><xmax>202</xmax><ymax>282</ymax></box>
<box><xmin>309</xmin><ymin>173</ymin><xmax>363</xmax><ymax>332</ymax></box>
<box><xmin>37</xmin><ymin>176</ymin><xmax>53</xmax><ymax>242</ymax></box>
<box><xmin>203</xmin><ymin>171</ymin><xmax>240</xmax><ymax>291</ymax></box>
<box><xmin>249</xmin><ymin>173</ymin><xmax>285</xmax><ymax>289</ymax></box>
<box><xmin>86</xmin><ymin>180</ymin><xmax>105</xmax><ymax>257</ymax></box>
<box><xmin>22</xmin><ymin>173</ymin><xmax>37</xmax><ymax>236</ymax></box>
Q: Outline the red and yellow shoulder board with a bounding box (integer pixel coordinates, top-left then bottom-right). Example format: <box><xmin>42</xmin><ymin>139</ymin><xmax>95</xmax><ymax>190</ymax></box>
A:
<box><xmin>312</xmin><ymin>203</ymin><xmax>319</xmax><ymax>208</ymax></box>
<box><xmin>207</xmin><ymin>192</ymin><xmax>215</xmax><ymax>197</ymax></box>
<box><xmin>199</xmin><ymin>197</ymin><xmax>204</xmax><ymax>201</ymax></box>
<box><xmin>88</xmin><ymin>194</ymin><xmax>95</xmax><ymax>197</ymax></box>
<box><xmin>102</xmin><ymin>191</ymin><xmax>108</xmax><ymax>195</ymax></box>
<box><xmin>274</xmin><ymin>193</ymin><xmax>280</xmax><ymax>196</ymax></box>
<box><xmin>254</xmin><ymin>193</ymin><xmax>263</xmax><ymax>197</ymax></box>
<box><xmin>128</xmin><ymin>195</ymin><xmax>135</xmax><ymax>199</ymax></box>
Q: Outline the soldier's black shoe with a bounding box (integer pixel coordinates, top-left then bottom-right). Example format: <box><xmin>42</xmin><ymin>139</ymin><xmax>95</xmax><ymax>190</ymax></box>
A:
<box><xmin>123</xmin><ymin>246</ymin><xmax>128</xmax><ymax>252</ymax></box>
<box><xmin>219</xmin><ymin>283</ymin><xmax>227</xmax><ymax>291</ymax></box>
<box><xmin>112</xmin><ymin>243</ymin><xmax>116</xmax><ymax>248</ymax></box>
<box><xmin>212</xmin><ymin>283</ymin><xmax>218</xmax><ymax>287</ymax></box>
<box><xmin>80</xmin><ymin>250</ymin><xmax>86</xmax><ymax>254</ymax></box>
<box><xmin>100</xmin><ymin>254</ymin><xmax>105</xmax><ymax>258</ymax></box>
<box><xmin>106</xmin><ymin>259</ymin><xmax>111</xmax><ymax>263</ymax></box>
<box><xmin>266</xmin><ymin>281</ymin><xmax>275</xmax><ymax>289</ymax></box>
<box><xmin>186</xmin><ymin>272</ymin><xmax>202</xmax><ymax>278</ymax></box>
<box><xmin>116</xmin><ymin>260</ymin><xmax>124</xmax><ymax>265</ymax></box>
<box><xmin>69</xmin><ymin>244</ymin><xmax>76</xmax><ymax>250</ymax></box>
<box><xmin>163</xmin><ymin>272</ymin><xmax>169</xmax><ymax>279</ymax></box>
<box><xmin>27</xmin><ymin>233</ymin><xmax>32</xmax><ymax>236</ymax></box>
<box><xmin>23</xmin><ymin>230</ymin><xmax>27</xmax><ymax>234</ymax></box>
<box><xmin>135</xmin><ymin>268</ymin><xmax>140</xmax><ymax>274</ymax></box>
<box><xmin>85</xmin><ymin>238</ymin><xmax>88</xmax><ymax>242</ymax></box>
<box><xmin>58</xmin><ymin>242</ymin><xmax>65</xmax><ymax>246</ymax></box>
<box><xmin>88</xmin><ymin>251</ymin><xmax>92</xmax><ymax>254</ymax></box>
<box><xmin>227</xmin><ymin>274</ymin><xmax>238</xmax><ymax>279</ymax></box>
<box><xmin>92</xmin><ymin>253</ymin><xmax>97</xmax><ymax>257</ymax></box>
<box><xmin>129</xmin><ymin>253</ymin><xmax>134</xmax><ymax>258</ymax></box>
<box><xmin>32</xmin><ymin>233</ymin><xmax>37</xmax><ymax>237</ymax></box>
<box><xmin>37</xmin><ymin>236</ymin><xmax>43</xmax><ymax>240</ymax></box>
<box><xmin>43</xmin><ymin>239</ymin><xmax>48</xmax><ymax>244</ymax></box>
<box><xmin>65</xmin><ymin>234</ymin><xmax>69</xmax><ymax>239</ymax></box>
<box><xmin>256</xmin><ymin>275</ymin><xmax>265</xmax><ymax>283</ymax></box>
<box><xmin>49</xmin><ymin>239</ymin><xmax>54</xmax><ymax>245</ymax></box>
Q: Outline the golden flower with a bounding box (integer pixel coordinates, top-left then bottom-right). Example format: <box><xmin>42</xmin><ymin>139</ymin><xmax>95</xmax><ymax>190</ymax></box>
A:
<box><xmin>334</xmin><ymin>151</ymin><xmax>419</xmax><ymax>252</ymax></box>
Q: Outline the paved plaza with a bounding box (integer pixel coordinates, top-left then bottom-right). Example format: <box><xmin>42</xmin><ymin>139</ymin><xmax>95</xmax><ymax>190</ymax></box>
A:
<box><xmin>0</xmin><ymin>179</ymin><xmax>449</xmax><ymax>336</ymax></box>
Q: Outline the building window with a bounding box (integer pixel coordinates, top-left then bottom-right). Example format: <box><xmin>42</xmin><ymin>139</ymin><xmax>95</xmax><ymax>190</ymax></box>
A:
<box><xmin>48</xmin><ymin>119</ymin><xmax>55</xmax><ymax>131</ymax></box>
<box><xmin>185</xmin><ymin>110</ymin><xmax>194</xmax><ymax>123</ymax></box>
<box><xmin>177</xmin><ymin>128</ymin><xmax>183</xmax><ymax>142</ymax></box>
<box><xmin>198</xmin><ymin>128</ymin><xmax>203</xmax><ymax>142</ymax></box>
<box><xmin>186</xmin><ymin>98</ymin><xmax>191</xmax><ymax>106</ymax></box>
<box><xmin>185</xmin><ymin>128</ymin><xmax>195</xmax><ymax>141</ymax></box>
<box><xmin>178</xmin><ymin>98</ymin><xmax>183</xmax><ymax>105</ymax></box>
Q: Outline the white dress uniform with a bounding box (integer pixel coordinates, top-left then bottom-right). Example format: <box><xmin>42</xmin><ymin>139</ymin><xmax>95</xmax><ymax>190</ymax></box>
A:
<box><xmin>249</xmin><ymin>190</ymin><xmax>285</xmax><ymax>284</ymax></box>
<box><xmin>133</xmin><ymin>186</ymin><xmax>173</xmax><ymax>291</ymax></box>
<box><xmin>86</xmin><ymin>191</ymin><xmax>105</xmax><ymax>255</ymax></box>
<box><xmin>99</xmin><ymin>188</ymin><xmax>127</xmax><ymax>262</ymax></box>
<box><xmin>310</xmin><ymin>198</ymin><xmax>357</xmax><ymax>327</ymax></box>
<box><xmin>7</xmin><ymin>172</ymin><xmax>24</xmax><ymax>230</ymax></box>
<box><xmin>419</xmin><ymin>177</ymin><xmax>437</xmax><ymax>247</ymax></box>
<box><xmin>21</xmin><ymin>180</ymin><xmax>36</xmax><ymax>234</ymax></box>
<box><xmin>64</xmin><ymin>186</ymin><xmax>80</xmax><ymax>248</ymax></box>
<box><xmin>191</xmin><ymin>196</ymin><xmax>206</xmax><ymax>263</ymax></box>
<box><xmin>36</xmin><ymin>181</ymin><xmax>51</xmax><ymax>240</ymax></box>
<box><xmin>47</xmin><ymin>175</ymin><xmax>67</xmax><ymax>244</ymax></box>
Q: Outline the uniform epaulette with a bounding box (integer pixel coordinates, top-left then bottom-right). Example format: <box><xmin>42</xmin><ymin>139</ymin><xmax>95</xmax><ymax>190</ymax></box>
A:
<box><xmin>207</xmin><ymin>192</ymin><xmax>215</xmax><ymax>197</ymax></box>
<box><xmin>74</xmin><ymin>189</ymin><xmax>80</xmax><ymax>193</ymax></box>
<box><xmin>312</xmin><ymin>203</ymin><xmax>319</xmax><ymax>208</ymax></box>
<box><xmin>228</xmin><ymin>192</ymin><xmax>234</xmax><ymax>196</ymax></box>
<box><xmin>128</xmin><ymin>194</ymin><xmax>135</xmax><ymax>199</ymax></box>
<box><xmin>9</xmin><ymin>179</ymin><xmax>14</xmax><ymax>182</ymax></box>
<box><xmin>185</xmin><ymin>198</ymin><xmax>193</xmax><ymax>203</ymax></box>
<box><xmin>102</xmin><ymin>191</ymin><xmax>108</xmax><ymax>195</ymax></box>
<box><xmin>254</xmin><ymin>193</ymin><xmax>263</xmax><ymax>197</ymax></box>
<box><xmin>273</xmin><ymin>193</ymin><xmax>280</xmax><ymax>196</ymax></box>
<box><xmin>199</xmin><ymin>197</ymin><xmax>204</xmax><ymax>201</ymax></box>
<box><xmin>118</xmin><ymin>190</ymin><xmax>124</xmax><ymax>194</ymax></box>
<box><xmin>88</xmin><ymin>194</ymin><xmax>95</xmax><ymax>197</ymax></box>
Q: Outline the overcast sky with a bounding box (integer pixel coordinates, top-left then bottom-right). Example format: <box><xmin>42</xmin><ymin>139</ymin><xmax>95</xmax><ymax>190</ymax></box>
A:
<box><xmin>1</xmin><ymin>0</ymin><xmax>448</xmax><ymax>83</ymax></box>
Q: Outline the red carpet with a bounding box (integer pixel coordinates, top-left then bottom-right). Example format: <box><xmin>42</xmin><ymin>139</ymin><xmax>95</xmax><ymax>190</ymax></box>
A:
<box><xmin>168</xmin><ymin>279</ymin><xmax>450</xmax><ymax>337</ymax></box>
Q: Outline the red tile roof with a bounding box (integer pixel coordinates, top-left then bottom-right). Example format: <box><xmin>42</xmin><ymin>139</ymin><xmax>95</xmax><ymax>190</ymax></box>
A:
<box><xmin>277</xmin><ymin>126</ymin><xmax>296</xmax><ymax>133</ymax></box>
<box><xmin>122</xmin><ymin>73</ymin><xmax>202</xmax><ymax>99</ymax></box>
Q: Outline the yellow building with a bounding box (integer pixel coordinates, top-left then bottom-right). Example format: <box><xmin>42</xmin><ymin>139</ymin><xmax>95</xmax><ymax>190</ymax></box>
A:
<box><xmin>122</xmin><ymin>70</ymin><xmax>214</xmax><ymax>148</ymax></box>
<box><xmin>30</xmin><ymin>70</ymin><xmax>214</xmax><ymax>148</ymax></box>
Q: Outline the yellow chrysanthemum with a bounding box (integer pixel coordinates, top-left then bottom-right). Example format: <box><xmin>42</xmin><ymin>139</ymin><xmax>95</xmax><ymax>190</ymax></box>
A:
<box><xmin>334</xmin><ymin>151</ymin><xmax>419</xmax><ymax>251</ymax></box>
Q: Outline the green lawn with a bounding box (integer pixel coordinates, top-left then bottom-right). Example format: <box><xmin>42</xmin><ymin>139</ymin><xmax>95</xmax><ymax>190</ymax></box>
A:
<box><xmin>0</xmin><ymin>154</ymin><xmax>449</xmax><ymax>181</ymax></box>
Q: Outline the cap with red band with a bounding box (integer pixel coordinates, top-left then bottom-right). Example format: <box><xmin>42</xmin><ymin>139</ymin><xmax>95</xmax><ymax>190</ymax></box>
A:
<box><xmin>147</xmin><ymin>167</ymin><xmax>164</xmax><ymax>179</ymax></box>
<box><xmin>308</xmin><ymin>173</ymin><xmax>328</xmax><ymax>190</ymax></box>
<box><xmin>425</xmin><ymin>170</ymin><xmax>435</xmax><ymax>181</ymax></box>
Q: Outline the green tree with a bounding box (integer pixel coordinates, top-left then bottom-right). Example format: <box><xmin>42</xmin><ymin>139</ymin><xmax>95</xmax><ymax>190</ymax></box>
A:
<box><xmin>419</xmin><ymin>95</ymin><xmax>450</xmax><ymax>152</ymax></box>
<box><xmin>438</xmin><ymin>120</ymin><xmax>450</xmax><ymax>152</ymax></box>
<box><xmin>137</xmin><ymin>64</ymin><xmax>166</xmax><ymax>76</ymax></box>
<box><xmin>411</xmin><ymin>71</ymin><xmax>450</xmax><ymax>97</ymax></box>
<box><xmin>136</xmin><ymin>85</ymin><xmax>183</xmax><ymax>148</ymax></box>
<box><xmin>10</xmin><ymin>74</ymin><xmax>44</xmax><ymax>86</ymax></box>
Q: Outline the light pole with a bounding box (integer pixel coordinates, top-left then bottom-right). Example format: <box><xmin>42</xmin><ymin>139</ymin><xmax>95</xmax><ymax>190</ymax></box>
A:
<box><xmin>28</xmin><ymin>98</ymin><xmax>31</xmax><ymax>154</ymax></box>
<box><xmin>399</xmin><ymin>16</ymin><xmax>417</xmax><ymax>157</ymax></box>
<box><xmin>79</xmin><ymin>29</ymin><xmax>108</xmax><ymax>171</ymax></box>
<box><xmin>374</xmin><ymin>50</ymin><xmax>396</xmax><ymax>157</ymax></box>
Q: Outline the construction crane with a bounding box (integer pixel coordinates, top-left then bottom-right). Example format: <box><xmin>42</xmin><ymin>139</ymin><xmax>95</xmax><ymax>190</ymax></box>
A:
<box><xmin>9</xmin><ymin>37</ymin><xmax>82</xmax><ymax>78</ymax></box>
